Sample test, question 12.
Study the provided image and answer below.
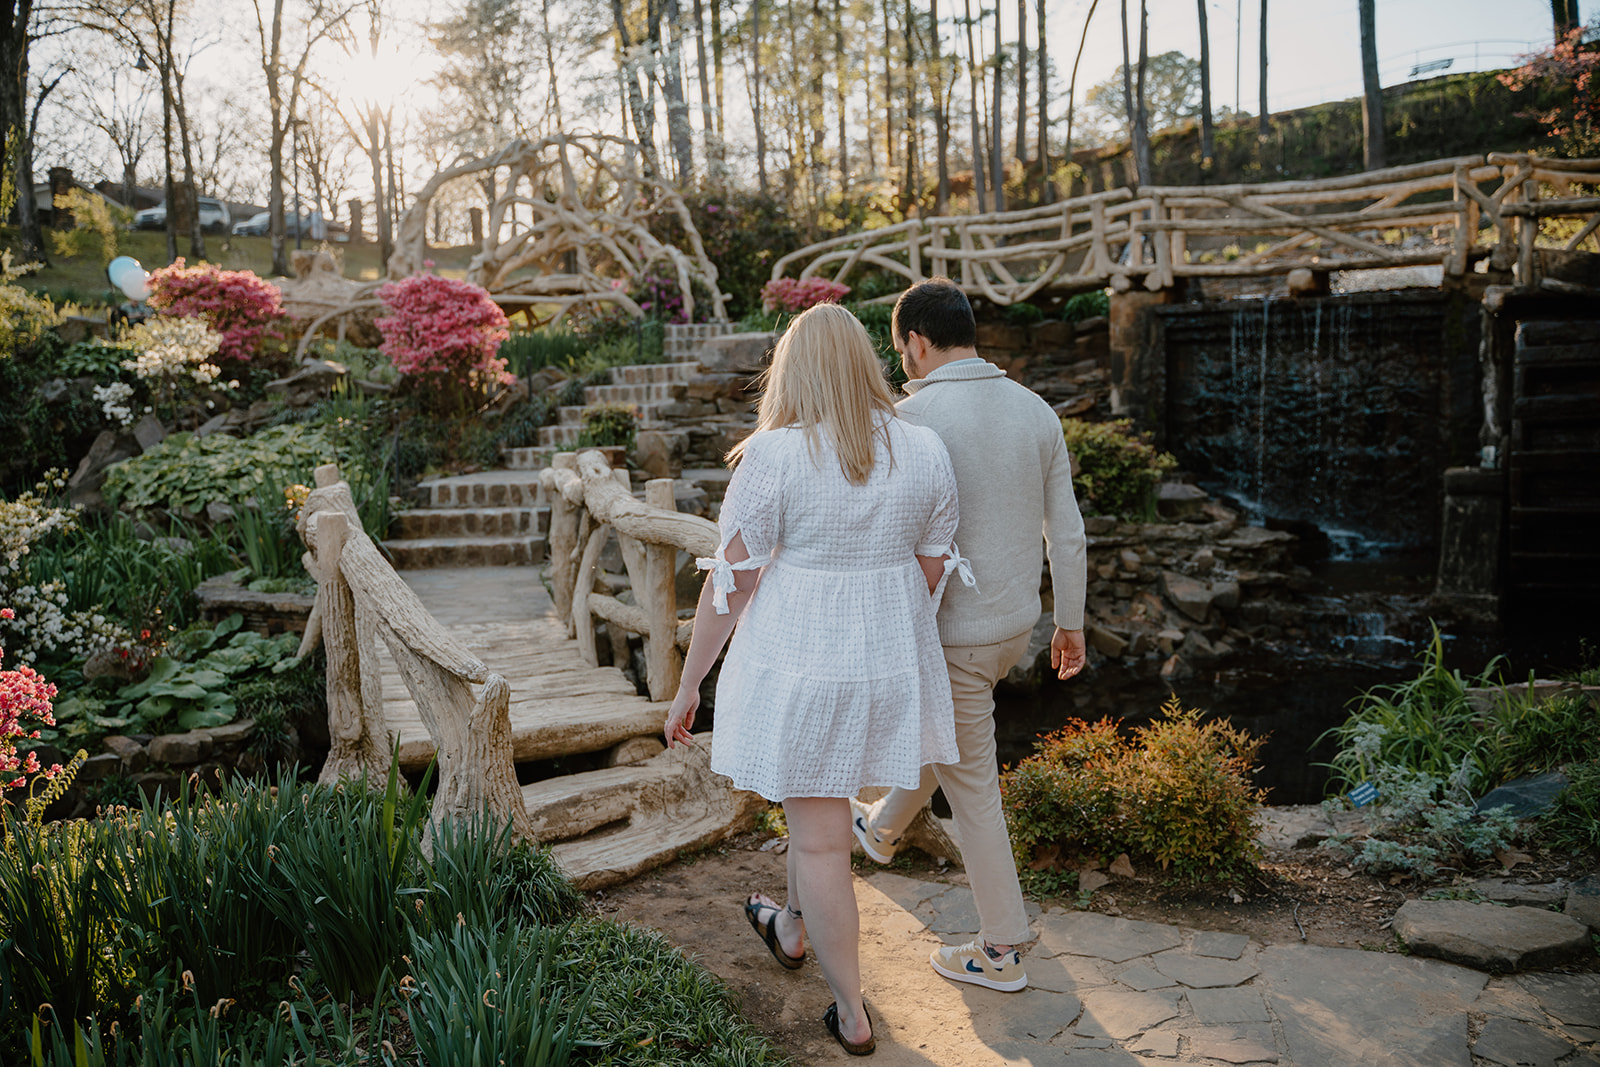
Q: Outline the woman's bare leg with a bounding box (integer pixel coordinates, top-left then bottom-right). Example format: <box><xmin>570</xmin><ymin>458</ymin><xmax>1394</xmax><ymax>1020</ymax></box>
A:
<box><xmin>784</xmin><ymin>796</ymin><xmax>870</xmax><ymax>1045</ymax></box>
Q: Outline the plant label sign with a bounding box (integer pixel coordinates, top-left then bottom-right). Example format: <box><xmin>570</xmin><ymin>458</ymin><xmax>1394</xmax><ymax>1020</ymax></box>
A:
<box><xmin>1348</xmin><ymin>782</ymin><xmax>1379</xmax><ymax>808</ymax></box>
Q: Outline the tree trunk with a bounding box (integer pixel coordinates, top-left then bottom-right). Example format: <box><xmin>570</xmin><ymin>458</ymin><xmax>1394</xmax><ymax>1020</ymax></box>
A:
<box><xmin>1132</xmin><ymin>0</ymin><xmax>1151</xmax><ymax>186</ymax></box>
<box><xmin>1552</xmin><ymin>0</ymin><xmax>1580</xmax><ymax>39</ymax></box>
<box><xmin>1258</xmin><ymin>0</ymin><xmax>1270</xmax><ymax>138</ymax></box>
<box><xmin>0</xmin><ymin>0</ymin><xmax>45</xmax><ymax>261</ymax></box>
<box><xmin>931</xmin><ymin>0</ymin><xmax>949</xmax><ymax>213</ymax></box>
<box><xmin>812</xmin><ymin>0</ymin><xmax>826</xmax><ymax>208</ymax></box>
<box><xmin>1358</xmin><ymin>0</ymin><xmax>1384</xmax><ymax>171</ymax></box>
<box><xmin>1119</xmin><ymin>0</ymin><xmax>1135</xmax><ymax>158</ymax></box>
<box><xmin>903</xmin><ymin>0</ymin><xmax>916</xmax><ymax>213</ymax></box>
<box><xmin>612</xmin><ymin>0</ymin><xmax>660</xmax><ymax>178</ymax></box>
<box><xmin>543</xmin><ymin>0</ymin><xmax>563</xmax><ymax>128</ymax></box>
<box><xmin>884</xmin><ymin>0</ymin><xmax>896</xmax><ymax>171</ymax></box>
<box><xmin>263</xmin><ymin>0</ymin><xmax>289</xmax><ymax>275</ymax></box>
<box><xmin>1063</xmin><ymin>0</ymin><xmax>1101</xmax><ymax>191</ymax></box>
<box><xmin>751</xmin><ymin>0</ymin><xmax>767</xmax><ymax>194</ymax></box>
<box><xmin>989</xmin><ymin>14</ymin><xmax>1004</xmax><ymax>211</ymax></box>
<box><xmin>662</xmin><ymin>0</ymin><xmax>696</xmax><ymax>184</ymax></box>
<box><xmin>173</xmin><ymin>62</ymin><xmax>207</xmax><ymax>260</ymax></box>
<box><xmin>835</xmin><ymin>0</ymin><xmax>848</xmax><ymax>193</ymax></box>
<box><xmin>1196</xmin><ymin>0</ymin><xmax>1214</xmax><ymax>170</ymax></box>
<box><xmin>1014</xmin><ymin>0</ymin><xmax>1027</xmax><ymax>165</ymax></box>
<box><xmin>160</xmin><ymin>61</ymin><xmax>178</xmax><ymax>264</ymax></box>
<box><xmin>711</xmin><ymin>0</ymin><xmax>724</xmax><ymax>140</ymax></box>
<box><xmin>1035</xmin><ymin>0</ymin><xmax>1047</xmax><ymax>186</ymax></box>
<box><xmin>692</xmin><ymin>0</ymin><xmax>715</xmax><ymax>172</ymax></box>
<box><xmin>964</xmin><ymin>0</ymin><xmax>984</xmax><ymax>211</ymax></box>
<box><xmin>366</xmin><ymin>105</ymin><xmax>389</xmax><ymax>270</ymax></box>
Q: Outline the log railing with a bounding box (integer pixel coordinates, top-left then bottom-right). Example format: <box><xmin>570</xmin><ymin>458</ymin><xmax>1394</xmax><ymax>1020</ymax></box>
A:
<box><xmin>295</xmin><ymin>463</ymin><xmax>533</xmax><ymax>845</ymax></box>
<box><xmin>540</xmin><ymin>449</ymin><xmax>719</xmax><ymax>702</ymax></box>
<box><xmin>771</xmin><ymin>153</ymin><xmax>1600</xmax><ymax>303</ymax></box>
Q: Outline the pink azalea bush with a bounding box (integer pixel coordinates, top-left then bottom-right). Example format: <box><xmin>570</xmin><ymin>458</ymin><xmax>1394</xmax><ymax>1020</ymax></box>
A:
<box><xmin>760</xmin><ymin>276</ymin><xmax>851</xmax><ymax>314</ymax></box>
<box><xmin>146</xmin><ymin>259</ymin><xmax>289</xmax><ymax>371</ymax></box>
<box><xmin>1</xmin><ymin>607</ymin><xmax>61</xmax><ymax>797</ymax></box>
<box><xmin>375</xmin><ymin>273</ymin><xmax>511</xmax><ymax>409</ymax></box>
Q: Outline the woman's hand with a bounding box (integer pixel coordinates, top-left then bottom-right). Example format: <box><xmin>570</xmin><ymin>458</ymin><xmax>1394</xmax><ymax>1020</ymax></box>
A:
<box><xmin>664</xmin><ymin>685</ymin><xmax>699</xmax><ymax>748</ymax></box>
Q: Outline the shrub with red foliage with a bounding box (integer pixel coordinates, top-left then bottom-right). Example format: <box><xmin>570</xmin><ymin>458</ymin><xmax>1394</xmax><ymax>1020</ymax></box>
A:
<box><xmin>375</xmin><ymin>272</ymin><xmax>511</xmax><ymax>410</ymax></box>
<box><xmin>145</xmin><ymin>259</ymin><xmax>290</xmax><ymax>373</ymax></box>
<box><xmin>1499</xmin><ymin>26</ymin><xmax>1600</xmax><ymax>156</ymax></box>
<box><xmin>1</xmin><ymin>607</ymin><xmax>61</xmax><ymax>796</ymax></box>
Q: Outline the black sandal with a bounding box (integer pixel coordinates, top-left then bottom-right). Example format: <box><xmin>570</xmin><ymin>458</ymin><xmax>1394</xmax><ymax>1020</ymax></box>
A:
<box><xmin>743</xmin><ymin>894</ymin><xmax>805</xmax><ymax>970</ymax></box>
<box><xmin>824</xmin><ymin>1002</ymin><xmax>875</xmax><ymax>1056</ymax></box>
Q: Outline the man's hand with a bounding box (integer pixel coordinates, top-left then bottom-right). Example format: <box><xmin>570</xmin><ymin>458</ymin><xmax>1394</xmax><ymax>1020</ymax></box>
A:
<box><xmin>1051</xmin><ymin>628</ymin><xmax>1086</xmax><ymax>680</ymax></box>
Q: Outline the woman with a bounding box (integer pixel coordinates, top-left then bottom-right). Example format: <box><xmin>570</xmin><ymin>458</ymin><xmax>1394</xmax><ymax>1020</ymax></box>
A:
<box><xmin>664</xmin><ymin>302</ymin><xmax>973</xmax><ymax>1057</ymax></box>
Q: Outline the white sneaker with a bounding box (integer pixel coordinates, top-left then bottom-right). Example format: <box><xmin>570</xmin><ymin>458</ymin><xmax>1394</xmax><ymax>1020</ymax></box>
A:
<box><xmin>848</xmin><ymin>797</ymin><xmax>899</xmax><ymax>864</ymax></box>
<box><xmin>929</xmin><ymin>939</ymin><xmax>1028</xmax><ymax>992</ymax></box>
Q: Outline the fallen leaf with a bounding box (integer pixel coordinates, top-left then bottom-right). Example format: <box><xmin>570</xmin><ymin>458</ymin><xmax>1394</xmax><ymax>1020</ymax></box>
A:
<box><xmin>1109</xmin><ymin>853</ymin><xmax>1136</xmax><ymax>879</ymax></box>
<box><xmin>1389</xmin><ymin>874</ymin><xmax>1405</xmax><ymax>885</ymax></box>
<box><xmin>1028</xmin><ymin>844</ymin><xmax>1062</xmax><ymax>872</ymax></box>
<box><xmin>1494</xmin><ymin>848</ymin><xmax>1533</xmax><ymax>871</ymax></box>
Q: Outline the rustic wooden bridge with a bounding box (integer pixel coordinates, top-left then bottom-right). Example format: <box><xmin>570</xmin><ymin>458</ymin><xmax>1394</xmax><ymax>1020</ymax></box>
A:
<box><xmin>771</xmin><ymin>153</ymin><xmax>1600</xmax><ymax>304</ymax></box>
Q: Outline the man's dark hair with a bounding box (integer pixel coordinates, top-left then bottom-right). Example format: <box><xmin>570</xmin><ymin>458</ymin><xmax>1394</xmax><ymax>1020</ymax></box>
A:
<box><xmin>892</xmin><ymin>277</ymin><xmax>976</xmax><ymax>351</ymax></box>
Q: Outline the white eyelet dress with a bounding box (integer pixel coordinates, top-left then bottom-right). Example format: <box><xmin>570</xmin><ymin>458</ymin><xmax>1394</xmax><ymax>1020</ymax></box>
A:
<box><xmin>698</xmin><ymin>418</ymin><xmax>974</xmax><ymax>802</ymax></box>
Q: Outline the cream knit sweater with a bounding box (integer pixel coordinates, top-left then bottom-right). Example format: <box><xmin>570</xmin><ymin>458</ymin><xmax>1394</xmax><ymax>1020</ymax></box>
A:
<box><xmin>897</xmin><ymin>358</ymin><xmax>1087</xmax><ymax>646</ymax></box>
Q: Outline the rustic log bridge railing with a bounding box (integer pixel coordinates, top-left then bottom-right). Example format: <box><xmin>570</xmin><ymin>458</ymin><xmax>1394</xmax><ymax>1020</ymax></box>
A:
<box><xmin>540</xmin><ymin>448</ymin><xmax>962</xmax><ymax>862</ymax></box>
<box><xmin>295</xmin><ymin>463</ymin><xmax>533</xmax><ymax>846</ymax></box>
<box><xmin>771</xmin><ymin>153</ymin><xmax>1600</xmax><ymax>304</ymax></box>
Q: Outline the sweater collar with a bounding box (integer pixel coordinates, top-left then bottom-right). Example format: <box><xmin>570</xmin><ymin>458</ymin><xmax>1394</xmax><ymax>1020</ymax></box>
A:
<box><xmin>901</xmin><ymin>357</ymin><xmax>1005</xmax><ymax>394</ymax></box>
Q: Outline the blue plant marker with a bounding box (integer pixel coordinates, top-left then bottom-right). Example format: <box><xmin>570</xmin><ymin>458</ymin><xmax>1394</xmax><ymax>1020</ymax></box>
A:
<box><xmin>1348</xmin><ymin>782</ymin><xmax>1379</xmax><ymax>808</ymax></box>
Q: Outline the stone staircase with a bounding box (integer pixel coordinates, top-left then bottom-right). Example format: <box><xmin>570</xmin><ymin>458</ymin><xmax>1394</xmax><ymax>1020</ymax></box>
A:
<box><xmin>382</xmin><ymin>471</ymin><xmax>550</xmax><ymax>568</ymax></box>
<box><xmin>536</xmin><ymin>361</ymin><xmax>703</xmax><ymax>447</ymax></box>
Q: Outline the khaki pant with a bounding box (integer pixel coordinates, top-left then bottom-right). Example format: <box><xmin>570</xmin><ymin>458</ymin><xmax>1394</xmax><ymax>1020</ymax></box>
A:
<box><xmin>867</xmin><ymin>631</ymin><xmax>1033</xmax><ymax>946</ymax></box>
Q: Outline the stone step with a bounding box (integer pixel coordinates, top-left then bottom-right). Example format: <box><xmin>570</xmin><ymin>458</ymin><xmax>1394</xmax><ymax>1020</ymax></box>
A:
<box><xmin>501</xmin><ymin>446</ymin><xmax>559</xmax><ymax>470</ymax></box>
<box><xmin>612</xmin><ymin>361</ymin><xmax>702</xmax><ymax>385</ymax></box>
<box><xmin>525</xmin><ymin>733</ymin><xmax>766</xmax><ymax>890</ymax></box>
<box><xmin>381</xmin><ymin>534</ymin><xmax>547</xmax><ymax>569</ymax></box>
<box><xmin>417</xmin><ymin>471</ymin><xmax>547</xmax><ymax>508</ymax></box>
<box><xmin>584</xmin><ymin>381</ymin><xmax>685</xmax><ymax>406</ymax></box>
<box><xmin>391</xmin><ymin>506</ymin><xmax>549</xmax><ymax>540</ymax></box>
<box><xmin>663</xmin><ymin>322</ymin><xmax>734</xmax><ymax>358</ymax></box>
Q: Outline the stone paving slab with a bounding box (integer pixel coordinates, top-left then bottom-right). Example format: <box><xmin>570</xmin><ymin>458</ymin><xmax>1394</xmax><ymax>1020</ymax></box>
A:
<box><xmin>1036</xmin><ymin>911</ymin><xmax>1184</xmax><ymax>962</ymax></box>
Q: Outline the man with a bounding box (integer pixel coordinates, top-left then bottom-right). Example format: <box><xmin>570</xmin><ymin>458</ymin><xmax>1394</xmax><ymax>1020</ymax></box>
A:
<box><xmin>852</xmin><ymin>277</ymin><xmax>1087</xmax><ymax>993</ymax></box>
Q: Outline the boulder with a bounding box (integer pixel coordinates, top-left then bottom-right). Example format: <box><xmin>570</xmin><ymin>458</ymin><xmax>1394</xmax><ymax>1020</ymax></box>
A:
<box><xmin>697</xmin><ymin>332</ymin><xmax>774</xmax><ymax>373</ymax></box>
<box><xmin>102</xmin><ymin>734</ymin><xmax>149</xmax><ymax>772</ymax></box>
<box><xmin>148</xmin><ymin>732</ymin><xmax>214</xmax><ymax>766</ymax></box>
<box><xmin>1161</xmin><ymin>570</ymin><xmax>1215</xmax><ymax>622</ymax></box>
<box><xmin>78</xmin><ymin>752</ymin><xmax>124</xmax><ymax>783</ymax></box>
<box><xmin>1157</xmin><ymin>481</ymin><xmax>1208</xmax><ymax>519</ymax></box>
<box><xmin>1087</xmin><ymin>624</ymin><xmax>1129</xmax><ymax>658</ymax></box>
<box><xmin>68</xmin><ymin>429</ymin><xmax>142</xmax><ymax>509</ymax></box>
<box><xmin>131</xmin><ymin>414</ymin><xmax>166</xmax><ymax>453</ymax></box>
<box><xmin>82</xmin><ymin>647</ymin><xmax>140</xmax><ymax>683</ymax></box>
<box><xmin>1392</xmin><ymin>899</ymin><xmax>1592</xmax><ymax>972</ymax></box>
<box><xmin>632</xmin><ymin>430</ymin><xmax>688</xmax><ymax>480</ymax></box>
<box><xmin>1473</xmin><ymin>771</ymin><xmax>1570</xmax><ymax>818</ymax></box>
<box><xmin>1565</xmin><ymin>874</ymin><xmax>1600</xmax><ymax>934</ymax></box>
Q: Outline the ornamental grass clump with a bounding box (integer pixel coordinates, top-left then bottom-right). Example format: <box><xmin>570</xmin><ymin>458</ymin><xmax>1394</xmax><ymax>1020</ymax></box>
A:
<box><xmin>376</xmin><ymin>272</ymin><xmax>511</xmax><ymax>414</ymax></box>
<box><xmin>1001</xmin><ymin>698</ymin><xmax>1266</xmax><ymax>886</ymax></box>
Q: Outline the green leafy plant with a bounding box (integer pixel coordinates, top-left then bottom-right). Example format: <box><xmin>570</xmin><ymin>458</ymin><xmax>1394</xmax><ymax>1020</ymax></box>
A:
<box><xmin>103</xmin><ymin>424</ymin><xmax>364</xmax><ymax>518</ymax></box>
<box><xmin>1060</xmin><ymin>418</ymin><xmax>1178</xmax><ymax>519</ymax></box>
<box><xmin>1543</xmin><ymin>759</ymin><xmax>1600</xmax><ymax>853</ymax></box>
<box><xmin>1062</xmin><ymin>289</ymin><xmax>1110</xmax><ymax>322</ymax></box>
<box><xmin>1001</xmin><ymin>698</ymin><xmax>1265</xmax><ymax>885</ymax></box>
<box><xmin>576</xmin><ymin>401</ymin><xmax>639</xmax><ymax>450</ymax></box>
<box><xmin>1320</xmin><ymin>761</ymin><xmax>1521</xmax><ymax>877</ymax></box>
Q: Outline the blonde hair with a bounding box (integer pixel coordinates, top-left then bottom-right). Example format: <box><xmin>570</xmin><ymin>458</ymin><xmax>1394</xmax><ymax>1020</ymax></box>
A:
<box><xmin>726</xmin><ymin>302</ymin><xmax>897</xmax><ymax>485</ymax></box>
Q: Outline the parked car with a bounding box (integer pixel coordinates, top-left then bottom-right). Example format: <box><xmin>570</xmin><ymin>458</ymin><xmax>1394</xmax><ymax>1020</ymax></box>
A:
<box><xmin>134</xmin><ymin>197</ymin><xmax>232</xmax><ymax>233</ymax></box>
<box><xmin>232</xmin><ymin>211</ymin><xmax>325</xmax><ymax>238</ymax></box>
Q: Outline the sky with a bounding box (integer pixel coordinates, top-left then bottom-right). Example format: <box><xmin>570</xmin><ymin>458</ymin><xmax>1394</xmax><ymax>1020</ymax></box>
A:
<box><xmin>1035</xmin><ymin>0</ymin><xmax>1555</xmax><ymax>117</ymax></box>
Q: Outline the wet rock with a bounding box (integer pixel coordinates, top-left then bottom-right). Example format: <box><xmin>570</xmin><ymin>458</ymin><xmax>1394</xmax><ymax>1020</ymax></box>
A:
<box><xmin>1211</xmin><ymin>580</ymin><xmax>1241</xmax><ymax>612</ymax></box>
<box><xmin>101</xmin><ymin>735</ymin><xmax>149</xmax><ymax>772</ymax></box>
<box><xmin>1392</xmin><ymin>900</ymin><xmax>1592</xmax><ymax>972</ymax></box>
<box><xmin>1160</xmin><ymin>654</ymin><xmax>1193</xmax><ymax>682</ymax></box>
<box><xmin>1181</xmin><ymin>630</ymin><xmax>1220</xmax><ymax>662</ymax></box>
<box><xmin>1474</xmin><ymin>771</ymin><xmax>1570</xmax><ymax>817</ymax></box>
<box><xmin>78</xmin><ymin>752</ymin><xmax>123</xmax><ymax>783</ymax></box>
<box><xmin>1087</xmin><ymin>625</ymin><xmax>1128</xmax><ymax>658</ymax></box>
<box><xmin>1161</xmin><ymin>570</ymin><xmax>1215</xmax><ymax>622</ymax></box>
<box><xmin>1157</xmin><ymin>481</ymin><xmax>1208</xmax><ymax>519</ymax></box>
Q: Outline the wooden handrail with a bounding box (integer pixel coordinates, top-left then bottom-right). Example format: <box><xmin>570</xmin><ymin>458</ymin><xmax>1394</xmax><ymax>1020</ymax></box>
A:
<box><xmin>297</xmin><ymin>462</ymin><xmax>534</xmax><ymax>849</ymax></box>
<box><xmin>771</xmin><ymin>153</ymin><xmax>1600</xmax><ymax>302</ymax></box>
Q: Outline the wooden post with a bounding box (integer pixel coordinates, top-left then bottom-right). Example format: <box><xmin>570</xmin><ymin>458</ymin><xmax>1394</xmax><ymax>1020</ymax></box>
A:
<box><xmin>548</xmin><ymin>452</ymin><xmax>580</xmax><ymax>619</ymax></box>
<box><xmin>313</xmin><ymin>510</ymin><xmax>390</xmax><ymax>787</ymax></box>
<box><xmin>644</xmin><ymin>478</ymin><xmax>684</xmax><ymax>701</ymax></box>
<box><xmin>572</xmin><ymin>523</ymin><xmax>610</xmax><ymax>668</ymax></box>
<box><xmin>1518</xmin><ymin>177</ymin><xmax>1539</xmax><ymax>286</ymax></box>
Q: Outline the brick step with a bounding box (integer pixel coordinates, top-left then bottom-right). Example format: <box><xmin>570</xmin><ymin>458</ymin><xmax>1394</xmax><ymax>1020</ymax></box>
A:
<box><xmin>501</xmin><ymin>446</ymin><xmax>559</xmax><ymax>470</ymax></box>
<box><xmin>391</xmin><ymin>506</ymin><xmax>549</xmax><ymax>540</ymax></box>
<box><xmin>381</xmin><ymin>535</ymin><xmax>547</xmax><ymax>569</ymax></box>
<box><xmin>556</xmin><ymin>402</ymin><xmax>673</xmax><ymax>427</ymax></box>
<box><xmin>417</xmin><ymin>471</ymin><xmax>547</xmax><ymax>509</ymax></box>
<box><xmin>584</xmin><ymin>382</ymin><xmax>685</xmax><ymax>406</ymax></box>
<box><xmin>612</xmin><ymin>362</ymin><xmax>702</xmax><ymax>385</ymax></box>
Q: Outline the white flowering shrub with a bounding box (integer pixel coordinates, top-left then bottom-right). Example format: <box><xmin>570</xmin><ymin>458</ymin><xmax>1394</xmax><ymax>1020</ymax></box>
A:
<box><xmin>0</xmin><ymin>476</ymin><xmax>128</xmax><ymax>663</ymax></box>
<box><xmin>117</xmin><ymin>316</ymin><xmax>234</xmax><ymax>423</ymax></box>
<box><xmin>93</xmin><ymin>381</ymin><xmax>137</xmax><ymax>428</ymax></box>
